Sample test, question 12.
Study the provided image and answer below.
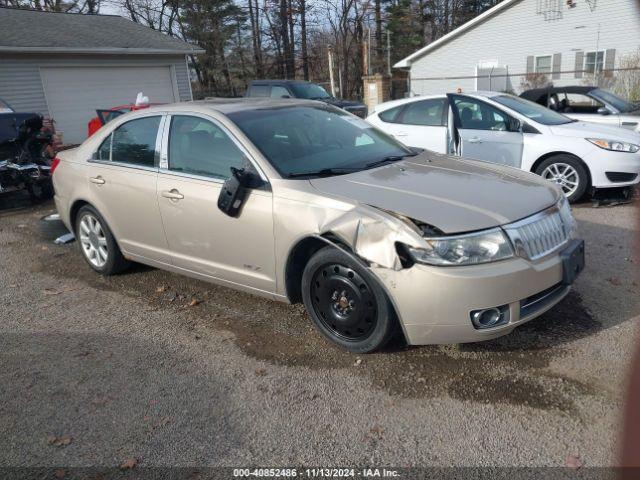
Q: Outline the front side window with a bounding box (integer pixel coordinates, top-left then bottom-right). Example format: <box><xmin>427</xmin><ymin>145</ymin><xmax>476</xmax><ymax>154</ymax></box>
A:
<box><xmin>400</xmin><ymin>98</ymin><xmax>447</xmax><ymax>126</ymax></box>
<box><xmin>535</xmin><ymin>55</ymin><xmax>552</xmax><ymax>74</ymax></box>
<box><xmin>584</xmin><ymin>51</ymin><xmax>605</xmax><ymax>75</ymax></box>
<box><xmin>110</xmin><ymin>116</ymin><xmax>161</xmax><ymax>167</ymax></box>
<box><xmin>270</xmin><ymin>86</ymin><xmax>291</xmax><ymax>98</ymax></box>
<box><xmin>565</xmin><ymin>92</ymin><xmax>603</xmax><ymax>114</ymax></box>
<box><xmin>227</xmin><ymin>105</ymin><xmax>411</xmax><ymax>177</ymax></box>
<box><xmin>453</xmin><ymin>97</ymin><xmax>510</xmax><ymax>131</ymax></box>
<box><xmin>590</xmin><ymin>89</ymin><xmax>636</xmax><ymax>113</ymax></box>
<box><xmin>493</xmin><ymin>95</ymin><xmax>572</xmax><ymax>125</ymax></box>
<box><xmin>168</xmin><ymin>115</ymin><xmax>246</xmax><ymax>180</ymax></box>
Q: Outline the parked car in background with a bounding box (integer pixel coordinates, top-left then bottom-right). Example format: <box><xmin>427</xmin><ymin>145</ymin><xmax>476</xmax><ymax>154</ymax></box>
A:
<box><xmin>0</xmin><ymin>98</ymin><xmax>55</xmax><ymax>200</ymax></box>
<box><xmin>521</xmin><ymin>86</ymin><xmax>640</xmax><ymax>133</ymax></box>
<box><xmin>367</xmin><ymin>92</ymin><xmax>640</xmax><ymax>202</ymax></box>
<box><xmin>52</xmin><ymin>99</ymin><xmax>583</xmax><ymax>353</ymax></box>
<box><xmin>245</xmin><ymin>80</ymin><xmax>367</xmax><ymax>117</ymax></box>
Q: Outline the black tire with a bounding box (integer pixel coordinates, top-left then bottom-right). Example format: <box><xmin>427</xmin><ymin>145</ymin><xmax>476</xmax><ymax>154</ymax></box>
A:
<box><xmin>534</xmin><ymin>154</ymin><xmax>589</xmax><ymax>203</ymax></box>
<box><xmin>301</xmin><ymin>246</ymin><xmax>397</xmax><ymax>353</ymax></box>
<box><xmin>75</xmin><ymin>205</ymin><xmax>130</xmax><ymax>275</ymax></box>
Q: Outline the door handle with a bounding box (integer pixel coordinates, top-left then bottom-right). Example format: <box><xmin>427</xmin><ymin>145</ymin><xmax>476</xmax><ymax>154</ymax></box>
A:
<box><xmin>468</xmin><ymin>137</ymin><xmax>483</xmax><ymax>144</ymax></box>
<box><xmin>161</xmin><ymin>189</ymin><xmax>184</xmax><ymax>200</ymax></box>
<box><xmin>89</xmin><ymin>175</ymin><xmax>105</xmax><ymax>185</ymax></box>
<box><xmin>395</xmin><ymin>132</ymin><xmax>408</xmax><ymax>137</ymax></box>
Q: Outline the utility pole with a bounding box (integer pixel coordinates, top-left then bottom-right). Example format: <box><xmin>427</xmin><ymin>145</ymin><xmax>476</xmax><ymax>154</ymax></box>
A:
<box><xmin>328</xmin><ymin>46</ymin><xmax>337</xmax><ymax>97</ymax></box>
<box><xmin>386</xmin><ymin>29</ymin><xmax>391</xmax><ymax>76</ymax></box>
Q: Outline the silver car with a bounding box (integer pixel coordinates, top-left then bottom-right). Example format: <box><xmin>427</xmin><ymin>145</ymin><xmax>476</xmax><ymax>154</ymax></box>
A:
<box><xmin>51</xmin><ymin>99</ymin><xmax>585</xmax><ymax>353</ymax></box>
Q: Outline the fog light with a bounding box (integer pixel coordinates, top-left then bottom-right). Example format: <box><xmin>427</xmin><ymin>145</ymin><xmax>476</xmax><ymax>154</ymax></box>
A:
<box><xmin>470</xmin><ymin>305</ymin><xmax>509</xmax><ymax>329</ymax></box>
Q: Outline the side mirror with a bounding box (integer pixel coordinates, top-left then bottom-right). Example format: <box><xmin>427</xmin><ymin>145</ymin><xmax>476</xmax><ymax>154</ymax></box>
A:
<box><xmin>597</xmin><ymin>106</ymin><xmax>611</xmax><ymax>115</ymax></box>
<box><xmin>217</xmin><ymin>167</ymin><xmax>263</xmax><ymax>217</ymax></box>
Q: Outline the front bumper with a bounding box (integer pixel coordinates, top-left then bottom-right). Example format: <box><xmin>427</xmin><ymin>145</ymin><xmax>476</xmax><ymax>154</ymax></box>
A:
<box><xmin>584</xmin><ymin>147</ymin><xmax>640</xmax><ymax>188</ymax></box>
<box><xmin>372</xmin><ymin>250</ymin><xmax>572</xmax><ymax>345</ymax></box>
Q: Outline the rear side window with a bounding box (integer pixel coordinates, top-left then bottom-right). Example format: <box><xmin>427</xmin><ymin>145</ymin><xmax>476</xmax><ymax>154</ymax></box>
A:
<box><xmin>400</xmin><ymin>98</ymin><xmax>447</xmax><ymax>126</ymax></box>
<box><xmin>110</xmin><ymin>116</ymin><xmax>161</xmax><ymax>167</ymax></box>
<box><xmin>378</xmin><ymin>105</ymin><xmax>403</xmax><ymax>123</ymax></box>
<box><xmin>168</xmin><ymin>115</ymin><xmax>246</xmax><ymax>180</ymax></box>
<box><xmin>248</xmin><ymin>85</ymin><xmax>270</xmax><ymax>97</ymax></box>
<box><xmin>270</xmin><ymin>86</ymin><xmax>290</xmax><ymax>98</ymax></box>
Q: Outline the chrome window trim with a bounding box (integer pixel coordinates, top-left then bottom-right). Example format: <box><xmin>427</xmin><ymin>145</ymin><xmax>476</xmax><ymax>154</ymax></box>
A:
<box><xmin>160</xmin><ymin>112</ymin><xmax>269</xmax><ymax>183</ymax></box>
<box><xmin>502</xmin><ymin>203</ymin><xmax>570</xmax><ymax>260</ymax></box>
<box><xmin>158</xmin><ymin>168</ymin><xmax>225</xmax><ymax>184</ymax></box>
<box><xmin>87</xmin><ymin>158</ymin><xmax>159</xmax><ymax>173</ymax></box>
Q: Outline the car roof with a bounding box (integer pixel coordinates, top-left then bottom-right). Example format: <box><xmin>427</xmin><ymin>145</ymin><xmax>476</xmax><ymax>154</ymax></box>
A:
<box><xmin>141</xmin><ymin>97</ymin><xmax>326</xmax><ymax>115</ymax></box>
<box><xmin>521</xmin><ymin>86</ymin><xmax>597</xmax><ymax>99</ymax></box>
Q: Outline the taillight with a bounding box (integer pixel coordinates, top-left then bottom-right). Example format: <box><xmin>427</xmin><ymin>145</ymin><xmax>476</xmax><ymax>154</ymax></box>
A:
<box><xmin>50</xmin><ymin>156</ymin><xmax>61</xmax><ymax>175</ymax></box>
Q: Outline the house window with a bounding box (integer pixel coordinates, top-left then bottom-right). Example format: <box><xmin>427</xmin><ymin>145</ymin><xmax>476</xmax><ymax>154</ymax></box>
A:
<box><xmin>535</xmin><ymin>56</ymin><xmax>552</xmax><ymax>74</ymax></box>
<box><xmin>584</xmin><ymin>51</ymin><xmax>605</xmax><ymax>75</ymax></box>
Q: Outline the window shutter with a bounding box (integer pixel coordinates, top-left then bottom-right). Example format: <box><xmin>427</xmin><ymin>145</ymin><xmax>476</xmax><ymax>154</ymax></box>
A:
<box><xmin>552</xmin><ymin>53</ymin><xmax>562</xmax><ymax>79</ymax></box>
<box><xmin>526</xmin><ymin>56</ymin><xmax>534</xmax><ymax>74</ymax></box>
<box><xmin>604</xmin><ymin>49</ymin><xmax>616</xmax><ymax>77</ymax></box>
<box><xmin>574</xmin><ymin>51</ymin><xmax>584</xmax><ymax>78</ymax></box>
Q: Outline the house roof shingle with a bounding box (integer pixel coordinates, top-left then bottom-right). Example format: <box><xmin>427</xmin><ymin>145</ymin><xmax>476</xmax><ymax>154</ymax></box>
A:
<box><xmin>0</xmin><ymin>7</ymin><xmax>203</xmax><ymax>55</ymax></box>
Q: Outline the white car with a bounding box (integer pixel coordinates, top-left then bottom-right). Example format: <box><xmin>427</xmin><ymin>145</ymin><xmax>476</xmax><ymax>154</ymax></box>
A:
<box><xmin>367</xmin><ymin>92</ymin><xmax>640</xmax><ymax>201</ymax></box>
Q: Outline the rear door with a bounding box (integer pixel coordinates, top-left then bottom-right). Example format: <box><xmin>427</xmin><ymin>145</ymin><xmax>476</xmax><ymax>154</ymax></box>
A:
<box><xmin>373</xmin><ymin>98</ymin><xmax>449</xmax><ymax>153</ymax></box>
<box><xmin>87</xmin><ymin>114</ymin><xmax>171</xmax><ymax>263</ymax></box>
<box><xmin>448</xmin><ymin>94</ymin><xmax>524</xmax><ymax>168</ymax></box>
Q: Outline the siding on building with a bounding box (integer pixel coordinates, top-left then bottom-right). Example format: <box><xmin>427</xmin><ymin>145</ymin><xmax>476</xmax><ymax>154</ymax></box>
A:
<box><xmin>406</xmin><ymin>0</ymin><xmax>640</xmax><ymax>95</ymax></box>
<box><xmin>0</xmin><ymin>53</ymin><xmax>192</xmax><ymax>115</ymax></box>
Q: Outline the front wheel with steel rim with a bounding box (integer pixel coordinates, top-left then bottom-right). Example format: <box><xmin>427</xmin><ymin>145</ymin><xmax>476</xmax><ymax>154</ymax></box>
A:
<box><xmin>301</xmin><ymin>246</ymin><xmax>397</xmax><ymax>353</ymax></box>
<box><xmin>535</xmin><ymin>155</ymin><xmax>589</xmax><ymax>203</ymax></box>
<box><xmin>75</xmin><ymin>205</ymin><xmax>130</xmax><ymax>275</ymax></box>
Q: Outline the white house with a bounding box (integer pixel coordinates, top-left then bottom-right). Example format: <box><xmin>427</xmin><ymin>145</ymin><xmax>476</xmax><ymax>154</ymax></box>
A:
<box><xmin>394</xmin><ymin>0</ymin><xmax>640</xmax><ymax>96</ymax></box>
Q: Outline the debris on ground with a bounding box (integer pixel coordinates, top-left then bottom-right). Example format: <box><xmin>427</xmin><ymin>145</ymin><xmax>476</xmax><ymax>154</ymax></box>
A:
<box><xmin>120</xmin><ymin>458</ymin><xmax>138</xmax><ymax>470</ymax></box>
<box><xmin>47</xmin><ymin>435</ymin><xmax>72</xmax><ymax>447</ymax></box>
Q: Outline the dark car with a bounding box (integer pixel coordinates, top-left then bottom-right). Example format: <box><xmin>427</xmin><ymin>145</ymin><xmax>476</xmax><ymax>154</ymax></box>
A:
<box><xmin>0</xmin><ymin>98</ymin><xmax>55</xmax><ymax>199</ymax></box>
<box><xmin>245</xmin><ymin>80</ymin><xmax>367</xmax><ymax>117</ymax></box>
<box><xmin>521</xmin><ymin>86</ymin><xmax>640</xmax><ymax>132</ymax></box>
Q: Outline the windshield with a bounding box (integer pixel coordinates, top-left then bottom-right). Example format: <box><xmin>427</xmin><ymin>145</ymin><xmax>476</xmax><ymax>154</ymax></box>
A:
<box><xmin>493</xmin><ymin>95</ymin><xmax>573</xmax><ymax>125</ymax></box>
<box><xmin>228</xmin><ymin>105</ymin><xmax>412</xmax><ymax>177</ymax></box>
<box><xmin>289</xmin><ymin>83</ymin><xmax>332</xmax><ymax>100</ymax></box>
<box><xmin>590</xmin><ymin>89</ymin><xmax>637</xmax><ymax>113</ymax></box>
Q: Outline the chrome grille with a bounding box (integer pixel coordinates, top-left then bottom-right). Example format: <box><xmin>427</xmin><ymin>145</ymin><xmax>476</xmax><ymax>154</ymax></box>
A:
<box><xmin>504</xmin><ymin>206</ymin><xmax>570</xmax><ymax>260</ymax></box>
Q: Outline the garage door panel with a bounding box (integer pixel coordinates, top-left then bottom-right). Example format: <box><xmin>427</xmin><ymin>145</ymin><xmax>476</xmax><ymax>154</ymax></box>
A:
<box><xmin>41</xmin><ymin>66</ymin><xmax>177</xmax><ymax>144</ymax></box>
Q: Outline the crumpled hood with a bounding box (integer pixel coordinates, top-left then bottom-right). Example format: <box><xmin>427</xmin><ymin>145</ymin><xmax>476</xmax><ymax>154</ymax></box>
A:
<box><xmin>550</xmin><ymin>121</ymin><xmax>640</xmax><ymax>142</ymax></box>
<box><xmin>309</xmin><ymin>152</ymin><xmax>560</xmax><ymax>234</ymax></box>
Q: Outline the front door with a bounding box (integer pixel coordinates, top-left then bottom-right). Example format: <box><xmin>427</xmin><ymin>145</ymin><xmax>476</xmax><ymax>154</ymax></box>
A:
<box><xmin>87</xmin><ymin>114</ymin><xmax>171</xmax><ymax>264</ymax></box>
<box><xmin>156</xmin><ymin>114</ymin><xmax>276</xmax><ymax>294</ymax></box>
<box><xmin>448</xmin><ymin>94</ymin><xmax>524</xmax><ymax>168</ymax></box>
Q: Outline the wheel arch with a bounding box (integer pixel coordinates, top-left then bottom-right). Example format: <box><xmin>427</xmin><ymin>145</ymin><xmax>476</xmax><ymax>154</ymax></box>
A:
<box><xmin>284</xmin><ymin>233</ymin><xmax>354</xmax><ymax>304</ymax></box>
<box><xmin>530</xmin><ymin>151</ymin><xmax>592</xmax><ymax>188</ymax></box>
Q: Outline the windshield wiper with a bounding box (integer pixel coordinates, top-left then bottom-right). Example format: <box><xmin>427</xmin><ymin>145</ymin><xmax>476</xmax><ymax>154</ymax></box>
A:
<box><xmin>287</xmin><ymin>167</ymin><xmax>359</xmax><ymax>178</ymax></box>
<box><xmin>365</xmin><ymin>153</ymin><xmax>417</xmax><ymax>169</ymax></box>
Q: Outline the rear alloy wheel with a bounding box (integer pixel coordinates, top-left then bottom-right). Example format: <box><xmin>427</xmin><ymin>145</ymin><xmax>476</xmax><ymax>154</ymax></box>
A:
<box><xmin>301</xmin><ymin>246</ymin><xmax>396</xmax><ymax>353</ymax></box>
<box><xmin>75</xmin><ymin>205</ymin><xmax>130</xmax><ymax>275</ymax></box>
<box><xmin>535</xmin><ymin>155</ymin><xmax>588</xmax><ymax>202</ymax></box>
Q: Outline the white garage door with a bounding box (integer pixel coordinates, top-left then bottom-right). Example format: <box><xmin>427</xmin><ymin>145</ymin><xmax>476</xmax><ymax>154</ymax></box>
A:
<box><xmin>41</xmin><ymin>66</ymin><xmax>178</xmax><ymax>144</ymax></box>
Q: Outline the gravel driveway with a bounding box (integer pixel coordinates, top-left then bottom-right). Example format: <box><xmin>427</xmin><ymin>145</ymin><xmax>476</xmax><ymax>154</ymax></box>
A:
<box><xmin>0</xmin><ymin>195</ymin><xmax>638</xmax><ymax>469</ymax></box>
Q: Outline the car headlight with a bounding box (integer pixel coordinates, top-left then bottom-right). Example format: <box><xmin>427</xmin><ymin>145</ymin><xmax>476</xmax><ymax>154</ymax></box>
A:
<box><xmin>586</xmin><ymin>138</ymin><xmax>639</xmax><ymax>153</ymax></box>
<box><xmin>406</xmin><ymin>227</ymin><xmax>514</xmax><ymax>266</ymax></box>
